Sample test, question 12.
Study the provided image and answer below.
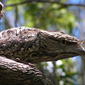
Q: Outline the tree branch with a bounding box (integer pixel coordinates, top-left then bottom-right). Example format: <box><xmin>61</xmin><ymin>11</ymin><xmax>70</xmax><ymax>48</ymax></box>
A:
<box><xmin>5</xmin><ymin>0</ymin><xmax>85</xmax><ymax>8</ymax></box>
<box><xmin>0</xmin><ymin>56</ymin><xmax>51</xmax><ymax>85</ymax></box>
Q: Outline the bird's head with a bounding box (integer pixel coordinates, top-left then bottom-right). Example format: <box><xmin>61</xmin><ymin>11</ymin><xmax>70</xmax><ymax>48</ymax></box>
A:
<box><xmin>39</xmin><ymin>31</ymin><xmax>85</xmax><ymax>59</ymax></box>
<box><xmin>53</xmin><ymin>32</ymin><xmax>85</xmax><ymax>57</ymax></box>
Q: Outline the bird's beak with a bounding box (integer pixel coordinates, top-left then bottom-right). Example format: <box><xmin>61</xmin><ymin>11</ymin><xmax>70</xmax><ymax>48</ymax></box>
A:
<box><xmin>76</xmin><ymin>45</ymin><xmax>85</xmax><ymax>56</ymax></box>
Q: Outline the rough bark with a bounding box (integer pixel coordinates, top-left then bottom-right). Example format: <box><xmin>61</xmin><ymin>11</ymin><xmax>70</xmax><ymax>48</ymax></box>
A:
<box><xmin>0</xmin><ymin>56</ymin><xmax>51</xmax><ymax>85</ymax></box>
<box><xmin>0</xmin><ymin>26</ymin><xmax>85</xmax><ymax>85</ymax></box>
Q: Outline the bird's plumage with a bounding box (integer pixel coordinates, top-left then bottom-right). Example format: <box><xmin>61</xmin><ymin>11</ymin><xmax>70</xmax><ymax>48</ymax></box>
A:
<box><xmin>0</xmin><ymin>27</ymin><xmax>84</xmax><ymax>63</ymax></box>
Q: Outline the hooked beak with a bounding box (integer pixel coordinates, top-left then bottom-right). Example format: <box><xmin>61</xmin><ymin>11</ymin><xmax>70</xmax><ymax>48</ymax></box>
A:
<box><xmin>76</xmin><ymin>45</ymin><xmax>85</xmax><ymax>56</ymax></box>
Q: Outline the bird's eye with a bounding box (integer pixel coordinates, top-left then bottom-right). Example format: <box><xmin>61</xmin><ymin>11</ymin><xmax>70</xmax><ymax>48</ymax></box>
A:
<box><xmin>62</xmin><ymin>39</ymin><xmax>78</xmax><ymax>45</ymax></box>
<box><xmin>62</xmin><ymin>40</ymin><xmax>66</xmax><ymax>45</ymax></box>
<box><xmin>62</xmin><ymin>40</ymin><xmax>73</xmax><ymax>45</ymax></box>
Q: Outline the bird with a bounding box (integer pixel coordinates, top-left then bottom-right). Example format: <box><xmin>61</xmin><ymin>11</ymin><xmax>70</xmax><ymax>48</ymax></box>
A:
<box><xmin>0</xmin><ymin>27</ymin><xmax>84</xmax><ymax>63</ymax></box>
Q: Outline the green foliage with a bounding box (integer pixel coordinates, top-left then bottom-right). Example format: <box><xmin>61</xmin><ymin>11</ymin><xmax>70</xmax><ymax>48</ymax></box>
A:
<box><xmin>6</xmin><ymin>0</ymin><xmax>23</xmax><ymax>11</ymax></box>
<box><xmin>6</xmin><ymin>0</ymin><xmax>76</xmax><ymax>33</ymax></box>
<box><xmin>23</xmin><ymin>3</ymin><xmax>76</xmax><ymax>32</ymax></box>
<box><xmin>56</xmin><ymin>59</ymin><xmax>78</xmax><ymax>84</ymax></box>
<box><xmin>42</xmin><ymin>59</ymin><xmax>78</xmax><ymax>85</ymax></box>
<box><xmin>6</xmin><ymin>0</ymin><xmax>22</xmax><ymax>4</ymax></box>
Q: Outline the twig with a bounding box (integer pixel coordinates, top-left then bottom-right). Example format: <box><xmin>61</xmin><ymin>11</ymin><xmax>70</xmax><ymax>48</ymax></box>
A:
<box><xmin>5</xmin><ymin>0</ymin><xmax>85</xmax><ymax>8</ymax></box>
